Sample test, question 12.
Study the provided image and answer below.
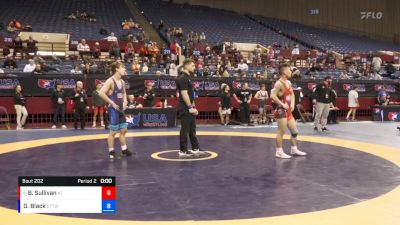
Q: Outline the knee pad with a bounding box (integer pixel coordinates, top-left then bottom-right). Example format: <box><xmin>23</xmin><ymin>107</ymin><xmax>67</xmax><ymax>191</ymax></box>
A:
<box><xmin>291</xmin><ymin>132</ymin><xmax>298</xmax><ymax>138</ymax></box>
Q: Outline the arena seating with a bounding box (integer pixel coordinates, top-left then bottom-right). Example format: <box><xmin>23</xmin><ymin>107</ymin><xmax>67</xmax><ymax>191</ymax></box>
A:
<box><xmin>0</xmin><ymin>0</ymin><xmax>141</xmax><ymax>40</ymax></box>
<box><xmin>248</xmin><ymin>15</ymin><xmax>400</xmax><ymax>53</ymax></box>
<box><xmin>135</xmin><ymin>0</ymin><xmax>298</xmax><ymax>47</ymax></box>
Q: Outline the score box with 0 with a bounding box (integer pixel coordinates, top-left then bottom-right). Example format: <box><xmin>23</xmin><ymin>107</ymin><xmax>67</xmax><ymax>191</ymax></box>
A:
<box><xmin>18</xmin><ymin>176</ymin><xmax>116</xmax><ymax>214</ymax></box>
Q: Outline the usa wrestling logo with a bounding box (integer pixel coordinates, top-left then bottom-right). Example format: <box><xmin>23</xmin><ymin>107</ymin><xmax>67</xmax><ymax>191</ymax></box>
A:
<box><xmin>0</xmin><ymin>79</ymin><xmax>20</xmax><ymax>90</ymax></box>
<box><xmin>374</xmin><ymin>84</ymin><xmax>395</xmax><ymax>93</ymax></box>
<box><xmin>37</xmin><ymin>79</ymin><xmax>56</xmax><ymax>89</ymax></box>
<box><xmin>388</xmin><ymin>112</ymin><xmax>400</xmax><ymax>121</ymax></box>
<box><xmin>126</xmin><ymin>113</ymin><xmax>141</xmax><ymax>128</ymax></box>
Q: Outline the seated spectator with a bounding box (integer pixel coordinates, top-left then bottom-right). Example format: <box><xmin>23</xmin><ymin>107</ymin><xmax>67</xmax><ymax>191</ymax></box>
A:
<box><xmin>339</xmin><ymin>72</ymin><xmax>350</xmax><ymax>79</ymax></box>
<box><xmin>158</xmin><ymin>20</ymin><xmax>164</xmax><ymax>30</ymax></box>
<box><xmin>23</xmin><ymin>59</ymin><xmax>36</xmax><ymax>73</ymax></box>
<box><xmin>169</xmin><ymin>63</ymin><xmax>178</xmax><ymax>76</ymax></box>
<box><xmin>348</xmin><ymin>64</ymin><xmax>357</xmax><ymax>74</ymax></box>
<box><xmin>291</xmin><ymin>44</ymin><xmax>300</xmax><ymax>59</ymax></box>
<box><xmin>25</xmin><ymin>35</ymin><xmax>38</xmax><ymax>57</ymax></box>
<box><xmin>155</xmin><ymin>70</ymin><xmax>162</xmax><ymax>77</ymax></box>
<box><xmin>127</xmin><ymin>95</ymin><xmax>143</xmax><ymax>109</ymax></box>
<box><xmin>371</xmin><ymin>55</ymin><xmax>382</xmax><ymax>72</ymax></box>
<box><xmin>7</xmin><ymin>19</ymin><xmax>21</xmax><ymax>32</ymax></box>
<box><xmin>105</xmin><ymin>32</ymin><xmax>118</xmax><ymax>42</ymax></box>
<box><xmin>132</xmin><ymin>60</ymin><xmax>141</xmax><ymax>75</ymax></box>
<box><xmin>141</xmin><ymin>62</ymin><xmax>149</xmax><ymax>73</ymax></box>
<box><xmin>83</xmin><ymin>62</ymin><xmax>97</xmax><ymax>75</ymax></box>
<box><xmin>92</xmin><ymin>42</ymin><xmax>101</xmax><ymax>59</ymax></box>
<box><xmin>33</xmin><ymin>64</ymin><xmax>42</xmax><ymax>74</ymax></box>
<box><xmin>124</xmin><ymin>42</ymin><xmax>135</xmax><ymax>62</ymax></box>
<box><xmin>77</xmin><ymin>39</ymin><xmax>91</xmax><ymax>59</ymax></box>
<box><xmin>3</xmin><ymin>56</ymin><xmax>17</xmax><ymax>69</ymax></box>
<box><xmin>373</xmin><ymin>71</ymin><xmax>382</xmax><ymax>80</ymax></box>
<box><xmin>237</xmin><ymin>59</ymin><xmax>248</xmax><ymax>71</ymax></box>
<box><xmin>122</xmin><ymin>20</ymin><xmax>131</xmax><ymax>30</ymax></box>
<box><xmin>109</xmin><ymin>41</ymin><xmax>122</xmax><ymax>60</ymax></box>
<box><xmin>12</xmin><ymin>36</ymin><xmax>24</xmax><ymax>58</ymax></box>
<box><xmin>199</xmin><ymin>32</ymin><xmax>206</xmax><ymax>43</ymax></box>
<box><xmin>70</xmin><ymin>65</ymin><xmax>82</xmax><ymax>74</ymax></box>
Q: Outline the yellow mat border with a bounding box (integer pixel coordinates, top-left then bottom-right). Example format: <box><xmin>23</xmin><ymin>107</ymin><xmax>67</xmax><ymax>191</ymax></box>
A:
<box><xmin>1</xmin><ymin>131</ymin><xmax>400</xmax><ymax>225</ymax></box>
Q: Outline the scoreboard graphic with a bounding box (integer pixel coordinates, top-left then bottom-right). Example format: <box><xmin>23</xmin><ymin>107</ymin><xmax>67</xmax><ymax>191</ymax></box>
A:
<box><xmin>18</xmin><ymin>176</ymin><xmax>116</xmax><ymax>213</ymax></box>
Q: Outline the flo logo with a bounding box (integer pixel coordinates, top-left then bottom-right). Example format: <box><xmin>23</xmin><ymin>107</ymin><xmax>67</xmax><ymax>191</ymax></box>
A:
<box><xmin>374</xmin><ymin>84</ymin><xmax>395</xmax><ymax>93</ymax></box>
<box><xmin>360</xmin><ymin>12</ymin><xmax>382</xmax><ymax>20</ymax></box>
<box><xmin>38</xmin><ymin>79</ymin><xmax>76</xmax><ymax>89</ymax></box>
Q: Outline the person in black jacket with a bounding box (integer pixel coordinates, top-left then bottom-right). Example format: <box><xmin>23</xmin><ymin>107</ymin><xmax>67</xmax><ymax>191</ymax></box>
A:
<box><xmin>51</xmin><ymin>84</ymin><xmax>67</xmax><ymax>129</ymax></box>
<box><xmin>313</xmin><ymin>76</ymin><xmax>333</xmax><ymax>132</ymax></box>
<box><xmin>220</xmin><ymin>84</ymin><xmax>232</xmax><ymax>125</ymax></box>
<box><xmin>143</xmin><ymin>82</ymin><xmax>155</xmax><ymax>107</ymax></box>
<box><xmin>233</xmin><ymin>82</ymin><xmax>253</xmax><ymax>126</ymax></box>
<box><xmin>327</xmin><ymin>89</ymin><xmax>339</xmax><ymax>124</ymax></box>
<box><xmin>71</xmin><ymin>81</ymin><xmax>89</xmax><ymax>129</ymax></box>
<box><xmin>14</xmin><ymin>85</ymin><xmax>28</xmax><ymax>130</ymax></box>
<box><xmin>3</xmin><ymin>56</ymin><xmax>17</xmax><ymax>69</ymax></box>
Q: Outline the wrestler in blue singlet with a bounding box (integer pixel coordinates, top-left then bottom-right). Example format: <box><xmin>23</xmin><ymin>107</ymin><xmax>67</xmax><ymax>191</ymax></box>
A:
<box><xmin>108</xmin><ymin>78</ymin><xmax>127</xmax><ymax>131</ymax></box>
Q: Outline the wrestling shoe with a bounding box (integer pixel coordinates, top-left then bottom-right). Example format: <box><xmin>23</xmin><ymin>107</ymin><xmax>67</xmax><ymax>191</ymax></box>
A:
<box><xmin>291</xmin><ymin>148</ymin><xmax>307</xmax><ymax>156</ymax></box>
<box><xmin>122</xmin><ymin>149</ymin><xmax>133</xmax><ymax>157</ymax></box>
<box><xmin>109</xmin><ymin>151</ymin><xmax>116</xmax><ymax>159</ymax></box>
<box><xmin>275</xmin><ymin>150</ymin><xmax>292</xmax><ymax>159</ymax></box>
<box><xmin>178</xmin><ymin>151</ymin><xmax>194</xmax><ymax>157</ymax></box>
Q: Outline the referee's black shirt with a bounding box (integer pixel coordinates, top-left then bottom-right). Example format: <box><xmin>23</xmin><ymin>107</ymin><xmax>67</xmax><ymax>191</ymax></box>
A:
<box><xmin>313</xmin><ymin>83</ymin><xmax>332</xmax><ymax>104</ymax></box>
<box><xmin>177</xmin><ymin>71</ymin><xmax>194</xmax><ymax>106</ymax></box>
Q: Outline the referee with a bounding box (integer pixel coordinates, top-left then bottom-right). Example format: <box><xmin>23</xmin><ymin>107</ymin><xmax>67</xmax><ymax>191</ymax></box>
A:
<box><xmin>313</xmin><ymin>76</ymin><xmax>333</xmax><ymax>132</ymax></box>
<box><xmin>177</xmin><ymin>59</ymin><xmax>202</xmax><ymax>157</ymax></box>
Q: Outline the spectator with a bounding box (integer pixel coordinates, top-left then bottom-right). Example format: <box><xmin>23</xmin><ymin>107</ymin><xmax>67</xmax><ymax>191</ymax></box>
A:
<box><xmin>346</xmin><ymin>86</ymin><xmax>359</xmax><ymax>121</ymax></box>
<box><xmin>155</xmin><ymin>70</ymin><xmax>162</xmax><ymax>77</ymax></box>
<box><xmin>70</xmin><ymin>65</ymin><xmax>82</xmax><ymax>74</ymax></box>
<box><xmin>51</xmin><ymin>83</ymin><xmax>67</xmax><ymax>129</ymax></box>
<box><xmin>92</xmin><ymin>42</ymin><xmax>101</xmax><ymax>59</ymax></box>
<box><xmin>371</xmin><ymin>55</ymin><xmax>382</xmax><ymax>72</ymax></box>
<box><xmin>339</xmin><ymin>72</ymin><xmax>350</xmax><ymax>79</ymax></box>
<box><xmin>237</xmin><ymin>59</ymin><xmax>248</xmax><ymax>71</ymax></box>
<box><xmin>77</xmin><ymin>39</ymin><xmax>91</xmax><ymax>59</ymax></box>
<box><xmin>25</xmin><ymin>35</ymin><xmax>38</xmax><ymax>56</ymax></box>
<box><xmin>141</xmin><ymin>62</ymin><xmax>149</xmax><ymax>73</ymax></box>
<box><xmin>377</xmin><ymin>85</ymin><xmax>390</xmax><ymax>106</ymax></box>
<box><xmin>124</xmin><ymin>42</ymin><xmax>135</xmax><ymax>62</ymax></box>
<box><xmin>105</xmin><ymin>32</ymin><xmax>118</xmax><ymax>42</ymax></box>
<box><xmin>13</xmin><ymin>36</ymin><xmax>24</xmax><ymax>58</ymax></box>
<box><xmin>143</xmin><ymin>82</ymin><xmax>155</xmax><ymax>107</ymax></box>
<box><xmin>132</xmin><ymin>60</ymin><xmax>141</xmax><ymax>75</ymax></box>
<box><xmin>71</xmin><ymin>81</ymin><xmax>89</xmax><ymax>129</ymax></box>
<box><xmin>158</xmin><ymin>20</ymin><xmax>164</xmax><ymax>30</ymax></box>
<box><xmin>169</xmin><ymin>63</ymin><xmax>178</xmax><ymax>76</ymax></box>
<box><xmin>3</xmin><ymin>56</ymin><xmax>17</xmax><ymax>69</ymax></box>
<box><xmin>220</xmin><ymin>84</ymin><xmax>231</xmax><ymax>125</ymax></box>
<box><xmin>127</xmin><ymin>95</ymin><xmax>143</xmax><ymax>108</ymax></box>
<box><xmin>373</xmin><ymin>71</ymin><xmax>382</xmax><ymax>80</ymax></box>
<box><xmin>14</xmin><ymin>84</ymin><xmax>28</xmax><ymax>130</ymax></box>
<box><xmin>199</xmin><ymin>32</ymin><xmax>206</xmax><ymax>42</ymax></box>
<box><xmin>32</xmin><ymin>64</ymin><xmax>42</xmax><ymax>74</ymax></box>
<box><xmin>291</xmin><ymin>44</ymin><xmax>300</xmax><ymax>57</ymax></box>
<box><xmin>109</xmin><ymin>41</ymin><xmax>122</xmax><ymax>60</ymax></box>
<box><xmin>23</xmin><ymin>59</ymin><xmax>36</xmax><ymax>73</ymax></box>
<box><xmin>92</xmin><ymin>83</ymin><xmax>106</xmax><ymax>127</ymax></box>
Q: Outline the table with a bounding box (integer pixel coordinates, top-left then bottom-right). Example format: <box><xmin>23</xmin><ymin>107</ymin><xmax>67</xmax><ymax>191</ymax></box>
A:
<box><xmin>124</xmin><ymin>107</ymin><xmax>176</xmax><ymax>129</ymax></box>
<box><xmin>371</xmin><ymin>105</ymin><xmax>400</xmax><ymax>121</ymax></box>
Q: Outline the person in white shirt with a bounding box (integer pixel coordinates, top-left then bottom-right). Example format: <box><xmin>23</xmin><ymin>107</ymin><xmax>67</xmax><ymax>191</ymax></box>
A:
<box><xmin>77</xmin><ymin>39</ymin><xmax>91</xmax><ymax>59</ymax></box>
<box><xmin>105</xmin><ymin>32</ymin><xmax>118</xmax><ymax>42</ymax></box>
<box><xmin>291</xmin><ymin>45</ymin><xmax>300</xmax><ymax>57</ymax></box>
<box><xmin>346</xmin><ymin>86</ymin><xmax>359</xmax><ymax>121</ymax></box>
<box><xmin>169</xmin><ymin>63</ymin><xmax>178</xmax><ymax>76</ymax></box>
<box><xmin>371</xmin><ymin>56</ymin><xmax>382</xmax><ymax>72</ymax></box>
<box><xmin>70</xmin><ymin>65</ymin><xmax>82</xmax><ymax>74</ymax></box>
<box><xmin>237</xmin><ymin>59</ymin><xmax>248</xmax><ymax>71</ymax></box>
<box><xmin>23</xmin><ymin>59</ymin><xmax>36</xmax><ymax>73</ymax></box>
<box><xmin>141</xmin><ymin>63</ymin><xmax>149</xmax><ymax>73</ymax></box>
<box><xmin>199</xmin><ymin>32</ymin><xmax>206</xmax><ymax>42</ymax></box>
